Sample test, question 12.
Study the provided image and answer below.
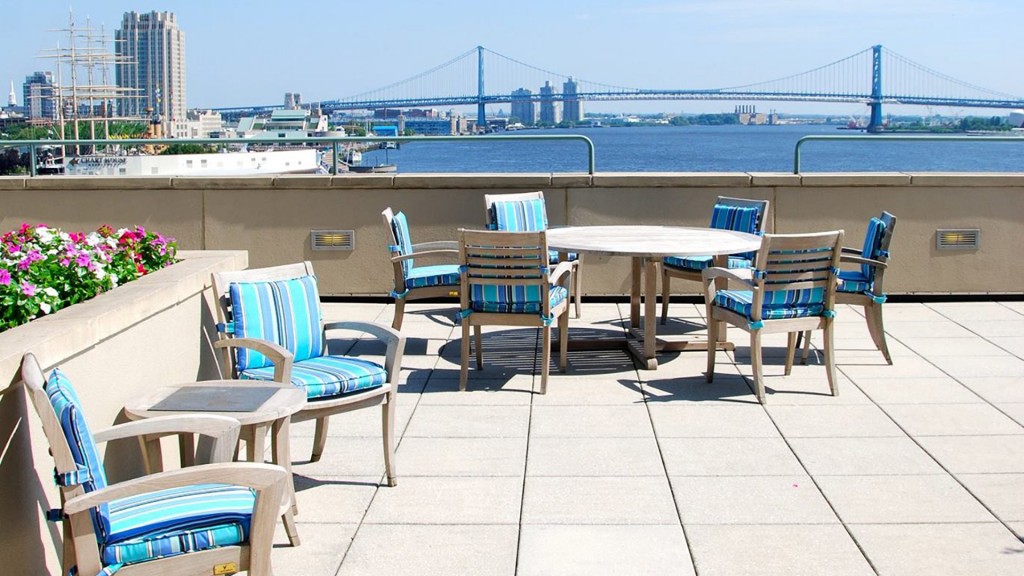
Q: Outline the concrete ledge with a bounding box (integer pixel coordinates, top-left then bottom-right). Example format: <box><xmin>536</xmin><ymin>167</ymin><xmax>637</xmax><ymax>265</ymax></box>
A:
<box><xmin>26</xmin><ymin>176</ymin><xmax>174</xmax><ymax>190</ymax></box>
<box><xmin>799</xmin><ymin>173</ymin><xmax>911</xmax><ymax>186</ymax></box>
<box><xmin>592</xmin><ymin>173</ymin><xmax>752</xmax><ymax>188</ymax></box>
<box><xmin>171</xmin><ymin>176</ymin><xmax>275</xmax><ymax>189</ymax></box>
<box><xmin>393</xmin><ymin>173</ymin><xmax>552</xmax><ymax>189</ymax></box>
<box><xmin>0</xmin><ymin>177</ymin><xmax>27</xmax><ymax>189</ymax></box>
<box><xmin>330</xmin><ymin>174</ymin><xmax>396</xmax><ymax>188</ymax></box>
<box><xmin>749</xmin><ymin>173</ymin><xmax>802</xmax><ymax>187</ymax></box>
<box><xmin>908</xmin><ymin>173</ymin><xmax>1024</xmax><ymax>187</ymax></box>
<box><xmin>552</xmin><ymin>174</ymin><xmax>592</xmax><ymax>187</ymax></box>
<box><xmin>273</xmin><ymin>174</ymin><xmax>333</xmax><ymax>189</ymax></box>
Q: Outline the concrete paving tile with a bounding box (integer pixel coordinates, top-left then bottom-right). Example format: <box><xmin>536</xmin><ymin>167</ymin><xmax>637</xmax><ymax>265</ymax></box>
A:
<box><xmin>642</xmin><ymin>373</ymin><xmax>760</xmax><ymax>405</ymax></box>
<box><xmin>847</xmin><ymin>523</ymin><xmax>1024</xmax><ymax>576</ymax></box>
<box><xmin>526</xmin><ymin>436</ymin><xmax>665</xmax><ymax>476</ymax></box>
<box><xmin>286</xmin><ymin>400</ymin><xmax>417</xmax><ymax>440</ymax></box>
<box><xmin>290</xmin><ymin>475</ymin><xmax>381</xmax><ymax>524</ymax></box>
<box><xmin>686</xmin><ymin>524</ymin><xmax>874</xmax><ymax>576</ymax></box>
<box><xmin>883</xmin><ymin>320</ymin><xmax>978</xmax><ymax>339</ymax></box>
<box><xmin>903</xmin><ymin>337</ymin><xmax>1012</xmax><ymax>358</ymax></box>
<box><xmin>815</xmin><ymin>474</ymin><xmax>995</xmax><ymax>524</ymax></box>
<box><xmin>959</xmin><ymin>378</ymin><xmax>1024</xmax><ymax>404</ymax></box>
<box><xmin>883</xmin><ymin>404</ymin><xmax>1024</xmax><ymax>436</ymax></box>
<box><xmin>881</xmin><ymin>305</ymin><xmax>951</xmax><ymax>322</ymax></box>
<box><xmin>271</xmin><ymin>522</ymin><xmax>356</xmax><ymax>576</ymax></box>
<box><xmin>916</xmin><ymin>435</ymin><xmax>1024</xmax><ymax>473</ymax></box>
<box><xmin>672</xmin><ymin>475</ymin><xmax>838</xmax><ymax>524</ymax></box>
<box><xmin>758</xmin><ymin>374</ymin><xmax>872</xmax><ymax>405</ymax></box>
<box><xmin>530</xmin><ymin>405</ymin><xmax>655</xmax><ymax>438</ymax></box>
<box><xmin>929</xmin><ymin>301</ymin><xmax>1021</xmax><ymax>322</ymax></box>
<box><xmin>1000</xmin><ymin>403</ymin><xmax>1024</xmax><ymax>427</ymax></box>
<box><xmin>402</xmin><ymin>404</ymin><xmax>530</xmax><ymax>438</ymax></box>
<box><xmin>363</xmin><ymin>476</ymin><xmax>523</xmax><ymax>524</ymax></box>
<box><xmin>788</xmin><ymin>437</ymin><xmax>945</xmax><ymax>476</ymax></box>
<box><xmin>531</xmin><ymin>374</ymin><xmax>645</xmax><ymax>405</ymax></box>
<box><xmin>955</xmin><ymin>320</ymin><xmax>1024</xmax><ymax>338</ymax></box>
<box><xmin>660</xmin><ymin>437</ymin><xmax>806</xmax><ymax>476</ymax></box>
<box><xmin>929</xmin><ymin>355</ymin><xmax>1024</xmax><ymax>379</ymax></box>
<box><xmin>988</xmin><ymin>337</ymin><xmax>1024</xmax><ymax>358</ymax></box>
<box><xmin>838</xmin><ymin>356</ymin><xmax>949</xmax><ymax>379</ymax></box>
<box><xmin>522</xmin><ymin>476</ymin><xmax>678</xmax><ymax>524</ymax></box>
<box><xmin>288</xmin><ymin>436</ymin><xmax>387</xmax><ymax>477</ymax></box>
<box><xmin>767</xmin><ymin>404</ymin><xmax>905</xmax><ymax>438</ymax></box>
<box><xmin>648</xmin><ymin>404</ymin><xmax>780</xmax><ymax>437</ymax></box>
<box><xmin>517</xmin><ymin>525</ymin><xmax>695</xmax><ymax>576</ymax></box>
<box><xmin>853</xmin><ymin>377</ymin><xmax>985</xmax><ymax>404</ymax></box>
<box><xmin>396</xmin><ymin>437</ymin><xmax>527</xmax><ymax>476</ymax></box>
<box><xmin>418</xmin><ymin>377</ymin><xmax>534</xmax><ymax>405</ymax></box>
<box><xmin>337</xmin><ymin>524</ymin><xmax>519</xmax><ymax>576</ymax></box>
<box><xmin>956</xmin><ymin>473</ymin><xmax>1024</xmax><ymax>522</ymax></box>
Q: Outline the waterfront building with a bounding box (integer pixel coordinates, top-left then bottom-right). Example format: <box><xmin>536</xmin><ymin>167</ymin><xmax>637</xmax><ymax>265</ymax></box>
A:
<box><xmin>511</xmin><ymin>88</ymin><xmax>536</xmax><ymax>125</ymax></box>
<box><xmin>115</xmin><ymin>11</ymin><xmax>187</xmax><ymax>138</ymax></box>
<box><xmin>7</xmin><ymin>81</ymin><xmax>16</xmax><ymax>107</ymax></box>
<box><xmin>539</xmin><ymin>81</ymin><xmax>559</xmax><ymax>124</ymax></box>
<box><xmin>562</xmin><ymin>77</ymin><xmax>583</xmax><ymax>124</ymax></box>
<box><xmin>22</xmin><ymin>71</ymin><xmax>56</xmax><ymax>123</ymax></box>
<box><xmin>284</xmin><ymin>92</ymin><xmax>302</xmax><ymax>109</ymax></box>
<box><xmin>184</xmin><ymin>110</ymin><xmax>223</xmax><ymax>138</ymax></box>
<box><xmin>235</xmin><ymin>108</ymin><xmax>336</xmax><ymax>140</ymax></box>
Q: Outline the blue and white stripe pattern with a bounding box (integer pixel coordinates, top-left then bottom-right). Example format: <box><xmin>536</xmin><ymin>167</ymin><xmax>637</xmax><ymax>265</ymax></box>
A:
<box><xmin>469</xmin><ymin>285</ymin><xmax>568</xmax><ymax>315</ymax></box>
<box><xmin>490</xmin><ymin>198</ymin><xmax>549</xmax><ymax>232</ymax></box>
<box><xmin>229</xmin><ymin>275</ymin><xmax>324</xmax><ymax>371</ymax></box>
<box><xmin>860</xmin><ymin>217</ymin><xmax>887</xmax><ymax>284</ymax></box>
<box><xmin>714</xmin><ymin>287</ymin><xmax>826</xmax><ymax>320</ymax></box>
<box><xmin>241</xmin><ymin>355</ymin><xmax>388</xmax><ymax>399</ymax></box>
<box><xmin>837</xmin><ymin>269</ymin><xmax>871</xmax><ymax>293</ymax></box>
<box><xmin>391</xmin><ymin>211</ymin><xmax>414</xmax><ymax>278</ymax></box>
<box><xmin>664</xmin><ymin>204</ymin><xmax>762</xmax><ymax>271</ymax></box>
<box><xmin>405</xmin><ymin>264</ymin><xmax>461</xmax><ymax>289</ymax></box>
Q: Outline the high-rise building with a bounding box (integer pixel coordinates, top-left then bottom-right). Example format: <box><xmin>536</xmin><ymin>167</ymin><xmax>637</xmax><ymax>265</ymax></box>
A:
<box><xmin>539</xmin><ymin>81</ymin><xmax>558</xmax><ymax>125</ymax></box>
<box><xmin>562</xmin><ymin>77</ymin><xmax>583</xmax><ymax>124</ymax></box>
<box><xmin>23</xmin><ymin>71</ymin><xmax>56</xmax><ymax>122</ymax></box>
<box><xmin>7</xmin><ymin>81</ymin><xmax>16</xmax><ymax>107</ymax></box>
<box><xmin>510</xmin><ymin>88</ymin><xmax>535</xmax><ymax>125</ymax></box>
<box><xmin>115</xmin><ymin>11</ymin><xmax>186</xmax><ymax>137</ymax></box>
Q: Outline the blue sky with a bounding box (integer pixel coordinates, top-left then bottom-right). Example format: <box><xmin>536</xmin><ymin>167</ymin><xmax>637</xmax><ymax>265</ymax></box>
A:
<box><xmin>2</xmin><ymin>0</ymin><xmax>1021</xmax><ymax>116</ymax></box>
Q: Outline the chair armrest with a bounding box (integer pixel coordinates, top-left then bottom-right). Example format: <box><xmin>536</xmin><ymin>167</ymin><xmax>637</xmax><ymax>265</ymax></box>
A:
<box><xmin>63</xmin><ymin>462</ymin><xmax>287</xmax><ymax>515</ymax></box>
<box><xmin>391</xmin><ymin>248</ymin><xmax>459</xmax><ymax>263</ymax></box>
<box><xmin>840</xmin><ymin>253</ymin><xmax>887</xmax><ymax>268</ymax></box>
<box><xmin>412</xmin><ymin>240</ymin><xmax>459</xmax><ymax>251</ymax></box>
<box><xmin>841</xmin><ymin>246</ymin><xmax>862</xmax><ymax>255</ymax></box>
<box><xmin>323</xmin><ymin>321</ymin><xmax>406</xmax><ymax>381</ymax></box>
<box><xmin>214</xmin><ymin>338</ymin><xmax>294</xmax><ymax>382</ymax></box>
<box><xmin>94</xmin><ymin>415</ymin><xmax>241</xmax><ymax>464</ymax></box>
<box><xmin>548</xmin><ymin>261</ymin><xmax>574</xmax><ymax>287</ymax></box>
<box><xmin>701</xmin><ymin>267</ymin><xmax>755</xmax><ymax>285</ymax></box>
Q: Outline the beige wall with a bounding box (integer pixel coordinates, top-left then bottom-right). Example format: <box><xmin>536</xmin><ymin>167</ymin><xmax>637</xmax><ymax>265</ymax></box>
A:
<box><xmin>0</xmin><ymin>251</ymin><xmax>247</xmax><ymax>574</ymax></box>
<box><xmin>2</xmin><ymin>172</ymin><xmax>1023</xmax><ymax>295</ymax></box>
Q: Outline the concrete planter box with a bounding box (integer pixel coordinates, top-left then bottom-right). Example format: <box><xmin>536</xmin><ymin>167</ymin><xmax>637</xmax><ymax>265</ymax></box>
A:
<box><xmin>0</xmin><ymin>249</ymin><xmax>248</xmax><ymax>574</ymax></box>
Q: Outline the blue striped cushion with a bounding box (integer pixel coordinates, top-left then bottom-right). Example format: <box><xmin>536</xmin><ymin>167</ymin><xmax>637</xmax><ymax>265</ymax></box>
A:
<box><xmin>229</xmin><ymin>275</ymin><xmax>324</xmax><ymax>371</ymax></box>
<box><xmin>491</xmin><ymin>198</ymin><xmax>549</xmax><ymax>232</ymax></box>
<box><xmin>406</xmin><ymin>264</ymin><xmax>460</xmax><ymax>289</ymax></box>
<box><xmin>470</xmin><ymin>285</ymin><xmax>568</xmax><ymax>314</ymax></box>
<box><xmin>548</xmin><ymin>250</ymin><xmax>578</xmax><ymax>264</ymax></box>
<box><xmin>838</xmin><ymin>269</ymin><xmax>871</xmax><ymax>294</ymax></box>
<box><xmin>860</xmin><ymin>217</ymin><xmax>887</xmax><ymax>281</ymax></box>
<box><xmin>663</xmin><ymin>255</ymin><xmax>753</xmax><ymax>271</ymax></box>
<box><xmin>45</xmin><ymin>369</ymin><xmax>112</xmax><ymax>539</ymax></box>
<box><xmin>102</xmin><ymin>483</ymin><xmax>254</xmax><ymax>566</ymax></box>
<box><xmin>241</xmin><ymin>355</ymin><xmax>387</xmax><ymax>399</ymax></box>
<box><xmin>714</xmin><ymin>288</ymin><xmax>825</xmax><ymax>320</ymax></box>
<box><xmin>391</xmin><ymin>212</ymin><xmax>414</xmax><ymax>277</ymax></box>
<box><xmin>709</xmin><ymin>204</ymin><xmax>761</xmax><ymax>234</ymax></box>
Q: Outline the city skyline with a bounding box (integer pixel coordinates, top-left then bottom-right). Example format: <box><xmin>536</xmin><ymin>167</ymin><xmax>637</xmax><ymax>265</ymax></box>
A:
<box><xmin>1</xmin><ymin>0</ymin><xmax>1022</xmax><ymax>118</ymax></box>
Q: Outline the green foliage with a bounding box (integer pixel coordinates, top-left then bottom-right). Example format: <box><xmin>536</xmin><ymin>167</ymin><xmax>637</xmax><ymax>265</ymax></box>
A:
<box><xmin>692</xmin><ymin>114</ymin><xmax>739</xmax><ymax>126</ymax></box>
<box><xmin>345</xmin><ymin>125</ymin><xmax>367</xmax><ymax>137</ymax></box>
<box><xmin>160</xmin><ymin>143</ymin><xmax>215</xmax><ymax>155</ymax></box>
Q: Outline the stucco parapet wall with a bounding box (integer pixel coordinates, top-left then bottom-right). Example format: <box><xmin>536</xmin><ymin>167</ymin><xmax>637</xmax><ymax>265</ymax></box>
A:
<box><xmin>26</xmin><ymin>176</ymin><xmax>174</xmax><ymax>190</ymax></box>
<box><xmin>0</xmin><ymin>250</ymin><xmax>247</xmax><ymax>387</ymax></box>
<box><xmin>328</xmin><ymin>174</ymin><xmax>395</xmax><ymax>189</ymax></box>
<box><xmin>591</xmin><ymin>172</ymin><xmax>752</xmax><ymax>188</ymax></box>
<box><xmin>0</xmin><ymin>177</ymin><xmax>27</xmax><ymax>189</ymax></box>
<box><xmin>748</xmin><ymin>173</ymin><xmax>802</xmax><ymax>186</ymax></box>
<box><xmin>170</xmin><ymin>176</ymin><xmax>275</xmax><ymax>189</ymax></box>
<box><xmin>393</xmin><ymin>173</ymin><xmax>553</xmax><ymax>189</ymax></box>
<box><xmin>272</xmin><ymin>175</ymin><xmax>333</xmax><ymax>189</ymax></box>
<box><xmin>798</xmin><ymin>172</ymin><xmax>911</xmax><ymax>186</ymax></box>
<box><xmin>907</xmin><ymin>173</ymin><xmax>1024</xmax><ymax>187</ymax></box>
<box><xmin>551</xmin><ymin>174</ymin><xmax>592</xmax><ymax>187</ymax></box>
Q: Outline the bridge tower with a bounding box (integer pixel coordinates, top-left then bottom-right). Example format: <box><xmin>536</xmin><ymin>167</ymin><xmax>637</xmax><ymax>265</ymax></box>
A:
<box><xmin>477</xmin><ymin>46</ymin><xmax>486</xmax><ymax>130</ymax></box>
<box><xmin>868</xmin><ymin>45</ymin><xmax>884</xmax><ymax>133</ymax></box>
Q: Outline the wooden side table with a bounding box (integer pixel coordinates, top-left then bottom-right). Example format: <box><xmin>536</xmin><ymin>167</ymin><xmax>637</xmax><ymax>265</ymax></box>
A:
<box><xmin>124</xmin><ymin>380</ymin><xmax>306</xmax><ymax>546</ymax></box>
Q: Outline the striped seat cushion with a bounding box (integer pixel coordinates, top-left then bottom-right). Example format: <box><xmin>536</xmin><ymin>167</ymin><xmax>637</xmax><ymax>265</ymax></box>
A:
<box><xmin>390</xmin><ymin>211</ymin><xmax>414</xmax><ymax>277</ymax></box>
<box><xmin>241</xmin><ymin>355</ymin><xmax>387</xmax><ymax>399</ymax></box>
<box><xmin>229</xmin><ymin>275</ymin><xmax>324</xmax><ymax>371</ymax></box>
<box><xmin>101</xmin><ymin>483</ymin><xmax>255</xmax><ymax>566</ymax></box>
<box><xmin>714</xmin><ymin>288</ymin><xmax>825</xmax><ymax>320</ymax></box>
<box><xmin>470</xmin><ymin>285</ymin><xmax>568</xmax><ymax>314</ymax></box>
<box><xmin>406</xmin><ymin>264</ymin><xmax>460</xmax><ymax>289</ymax></box>
<box><xmin>663</xmin><ymin>255</ymin><xmax>753</xmax><ymax>271</ymax></box>
<box><xmin>490</xmin><ymin>198</ymin><xmax>549</xmax><ymax>232</ymax></box>
<box><xmin>838</xmin><ymin>269</ymin><xmax>872</xmax><ymax>294</ymax></box>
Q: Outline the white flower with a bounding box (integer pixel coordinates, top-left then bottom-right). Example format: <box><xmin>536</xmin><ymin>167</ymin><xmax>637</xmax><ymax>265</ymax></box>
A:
<box><xmin>43</xmin><ymin>286</ymin><xmax>59</xmax><ymax>297</ymax></box>
<box><xmin>40</xmin><ymin>302</ymin><xmax>51</xmax><ymax>314</ymax></box>
<box><xmin>59</xmin><ymin>231</ymin><xmax>71</xmax><ymax>242</ymax></box>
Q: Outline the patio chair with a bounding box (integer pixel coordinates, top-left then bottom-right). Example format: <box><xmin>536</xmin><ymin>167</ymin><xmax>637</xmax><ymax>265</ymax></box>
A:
<box><xmin>797</xmin><ymin>211</ymin><xmax>897</xmax><ymax>364</ymax></box>
<box><xmin>21</xmin><ymin>352</ymin><xmax>287</xmax><ymax>576</ymax></box>
<box><xmin>382</xmin><ymin>207</ymin><xmax>461</xmax><ymax>330</ymax></box>
<box><xmin>458</xmin><ymin>229</ymin><xmax>572</xmax><ymax>394</ymax></box>
<box><xmin>212</xmin><ymin>261</ymin><xmax>405</xmax><ymax>485</ymax></box>
<box><xmin>661</xmin><ymin>196</ymin><xmax>770</xmax><ymax>324</ymax></box>
<box><xmin>484</xmin><ymin>191</ymin><xmax>582</xmax><ymax>318</ymax></box>
<box><xmin>703</xmin><ymin>230</ymin><xmax>844</xmax><ymax>404</ymax></box>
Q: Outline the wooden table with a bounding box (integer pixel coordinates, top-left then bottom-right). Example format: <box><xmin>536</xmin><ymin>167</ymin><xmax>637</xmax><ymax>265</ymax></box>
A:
<box><xmin>124</xmin><ymin>381</ymin><xmax>306</xmax><ymax>546</ymax></box>
<box><xmin>547</xmin><ymin>225</ymin><xmax>762</xmax><ymax>369</ymax></box>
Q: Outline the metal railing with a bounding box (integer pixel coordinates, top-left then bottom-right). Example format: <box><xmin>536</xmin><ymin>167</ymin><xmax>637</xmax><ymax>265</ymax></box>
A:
<box><xmin>0</xmin><ymin>134</ymin><xmax>597</xmax><ymax>176</ymax></box>
<box><xmin>793</xmin><ymin>134</ymin><xmax>1024</xmax><ymax>174</ymax></box>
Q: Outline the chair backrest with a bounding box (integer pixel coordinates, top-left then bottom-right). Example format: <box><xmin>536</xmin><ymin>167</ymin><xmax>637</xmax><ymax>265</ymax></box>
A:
<box><xmin>21</xmin><ymin>353</ymin><xmax>112</xmax><ymax>540</ymax></box>
<box><xmin>860</xmin><ymin>211</ymin><xmax>897</xmax><ymax>288</ymax></box>
<box><xmin>459</xmin><ymin>229</ymin><xmax>552</xmax><ymax>318</ymax></box>
<box><xmin>211</xmin><ymin>261</ymin><xmax>324</xmax><ymax>373</ymax></box>
<box><xmin>748</xmin><ymin>231</ymin><xmax>844</xmax><ymax>321</ymax></box>
<box><xmin>382</xmin><ymin>207</ymin><xmax>414</xmax><ymax>279</ymax></box>
<box><xmin>710</xmin><ymin>196</ymin><xmax>770</xmax><ymax>260</ymax></box>
<box><xmin>484</xmin><ymin>191</ymin><xmax>549</xmax><ymax>232</ymax></box>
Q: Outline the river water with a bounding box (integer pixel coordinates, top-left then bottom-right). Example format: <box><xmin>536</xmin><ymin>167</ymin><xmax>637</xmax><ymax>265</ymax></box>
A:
<box><xmin>358</xmin><ymin>124</ymin><xmax>1022</xmax><ymax>173</ymax></box>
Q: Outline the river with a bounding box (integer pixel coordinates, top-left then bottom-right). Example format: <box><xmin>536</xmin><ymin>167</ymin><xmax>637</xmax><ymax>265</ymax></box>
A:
<box><xmin>358</xmin><ymin>124</ymin><xmax>1022</xmax><ymax>173</ymax></box>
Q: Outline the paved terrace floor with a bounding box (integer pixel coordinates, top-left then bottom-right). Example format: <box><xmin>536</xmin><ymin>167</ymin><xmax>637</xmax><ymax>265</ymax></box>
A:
<box><xmin>270</xmin><ymin>300</ymin><xmax>1024</xmax><ymax>576</ymax></box>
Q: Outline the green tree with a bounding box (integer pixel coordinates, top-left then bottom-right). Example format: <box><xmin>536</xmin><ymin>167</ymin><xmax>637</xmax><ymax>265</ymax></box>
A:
<box><xmin>160</xmin><ymin>143</ymin><xmax>214</xmax><ymax>155</ymax></box>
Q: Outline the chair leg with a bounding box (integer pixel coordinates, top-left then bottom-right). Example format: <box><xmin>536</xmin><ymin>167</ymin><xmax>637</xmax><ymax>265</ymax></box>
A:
<box><xmin>660</xmin><ymin>267</ymin><xmax>670</xmax><ymax>325</ymax></box>
<box><xmin>382</xmin><ymin>391</ymin><xmax>397</xmax><ymax>486</ymax></box>
<box><xmin>474</xmin><ymin>325</ymin><xmax>483</xmax><ymax>369</ymax></box>
<box><xmin>751</xmin><ymin>330</ymin><xmax>766</xmax><ymax>404</ymax></box>
<box><xmin>573</xmin><ymin>261</ymin><xmax>583</xmax><ymax>319</ymax></box>
<box><xmin>706</xmin><ymin>308</ymin><xmax>718</xmax><ymax>382</ymax></box>
<box><xmin>540</xmin><ymin>325</ymin><xmax>551</xmax><ymax>395</ymax></box>
<box><xmin>785</xmin><ymin>332</ymin><xmax>797</xmax><ymax>376</ymax></box>
<box><xmin>824</xmin><ymin>321</ymin><xmax>840</xmax><ymax>396</ymax></box>
<box><xmin>800</xmin><ymin>330</ymin><xmax>812</xmax><ymax>365</ymax></box>
<box><xmin>558</xmin><ymin>310</ymin><xmax>569</xmax><ymax>373</ymax></box>
<box><xmin>310</xmin><ymin>417</ymin><xmax>329</xmax><ymax>463</ymax></box>
<box><xmin>391</xmin><ymin>298</ymin><xmax>406</xmax><ymax>331</ymax></box>
<box><xmin>460</xmin><ymin>319</ymin><xmax>471</xmax><ymax>391</ymax></box>
<box><xmin>865</xmin><ymin>302</ymin><xmax>893</xmax><ymax>365</ymax></box>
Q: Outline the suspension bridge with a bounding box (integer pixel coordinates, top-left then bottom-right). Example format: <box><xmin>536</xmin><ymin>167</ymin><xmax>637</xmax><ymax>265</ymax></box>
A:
<box><xmin>215</xmin><ymin>45</ymin><xmax>1024</xmax><ymax>133</ymax></box>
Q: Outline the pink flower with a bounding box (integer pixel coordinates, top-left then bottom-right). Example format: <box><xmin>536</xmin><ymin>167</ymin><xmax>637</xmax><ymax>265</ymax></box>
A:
<box><xmin>75</xmin><ymin>253</ymin><xmax>92</xmax><ymax>267</ymax></box>
<box><xmin>69</xmin><ymin>232</ymin><xmax>84</xmax><ymax>243</ymax></box>
<box><xmin>21</xmin><ymin>281</ymin><xmax>35</xmax><ymax>297</ymax></box>
<box><xmin>17</xmin><ymin>257</ymin><xmax>32</xmax><ymax>271</ymax></box>
<box><xmin>0</xmin><ymin>269</ymin><xmax>10</xmax><ymax>286</ymax></box>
